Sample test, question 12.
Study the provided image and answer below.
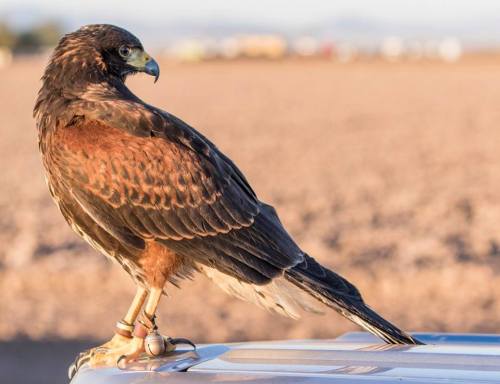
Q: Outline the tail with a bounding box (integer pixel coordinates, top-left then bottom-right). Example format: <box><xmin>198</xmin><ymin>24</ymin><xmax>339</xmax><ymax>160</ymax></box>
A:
<box><xmin>285</xmin><ymin>254</ymin><xmax>423</xmax><ymax>345</ymax></box>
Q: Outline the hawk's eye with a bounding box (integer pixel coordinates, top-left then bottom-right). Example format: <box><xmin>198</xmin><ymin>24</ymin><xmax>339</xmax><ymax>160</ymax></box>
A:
<box><xmin>118</xmin><ymin>46</ymin><xmax>131</xmax><ymax>58</ymax></box>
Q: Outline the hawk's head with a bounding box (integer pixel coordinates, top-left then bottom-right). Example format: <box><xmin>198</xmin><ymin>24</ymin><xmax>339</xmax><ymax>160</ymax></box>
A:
<box><xmin>34</xmin><ymin>25</ymin><xmax>160</xmax><ymax>135</ymax></box>
<box><xmin>43</xmin><ymin>24</ymin><xmax>159</xmax><ymax>90</ymax></box>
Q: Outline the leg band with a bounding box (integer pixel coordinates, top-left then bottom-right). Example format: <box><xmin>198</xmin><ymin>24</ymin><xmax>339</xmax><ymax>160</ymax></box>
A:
<box><xmin>115</xmin><ymin>320</ymin><xmax>134</xmax><ymax>338</ymax></box>
<box><xmin>133</xmin><ymin>321</ymin><xmax>149</xmax><ymax>339</ymax></box>
<box><xmin>134</xmin><ymin>311</ymin><xmax>157</xmax><ymax>338</ymax></box>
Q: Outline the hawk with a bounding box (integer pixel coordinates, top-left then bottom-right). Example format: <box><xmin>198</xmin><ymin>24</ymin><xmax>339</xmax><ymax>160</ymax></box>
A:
<box><xmin>34</xmin><ymin>25</ymin><xmax>421</xmax><ymax>378</ymax></box>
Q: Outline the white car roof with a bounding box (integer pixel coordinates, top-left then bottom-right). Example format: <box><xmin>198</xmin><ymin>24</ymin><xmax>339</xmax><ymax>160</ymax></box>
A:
<box><xmin>71</xmin><ymin>332</ymin><xmax>500</xmax><ymax>383</ymax></box>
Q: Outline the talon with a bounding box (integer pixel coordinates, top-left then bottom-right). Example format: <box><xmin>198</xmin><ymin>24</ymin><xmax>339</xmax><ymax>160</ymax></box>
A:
<box><xmin>68</xmin><ymin>362</ymin><xmax>77</xmax><ymax>380</ymax></box>
<box><xmin>68</xmin><ymin>349</ymin><xmax>93</xmax><ymax>379</ymax></box>
<box><xmin>117</xmin><ymin>355</ymin><xmax>127</xmax><ymax>370</ymax></box>
<box><xmin>167</xmin><ymin>337</ymin><xmax>196</xmax><ymax>350</ymax></box>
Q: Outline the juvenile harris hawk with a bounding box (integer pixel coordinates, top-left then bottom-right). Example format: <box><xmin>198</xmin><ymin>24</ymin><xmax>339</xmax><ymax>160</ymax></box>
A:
<box><xmin>34</xmin><ymin>25</ymin><xmax>421</xmax><ymax>377</ymax></box>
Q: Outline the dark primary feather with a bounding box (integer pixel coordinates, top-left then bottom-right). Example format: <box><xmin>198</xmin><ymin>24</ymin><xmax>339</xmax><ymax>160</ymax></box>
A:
<box><xmin>34</xmin><ymin>24</ymin><xmax>421</xmax><ymax>345</ymax></box>
<box><xmin>286</xmin><ymin>255</ymin><xmax>422</xmax><ymax>345</ymax></box>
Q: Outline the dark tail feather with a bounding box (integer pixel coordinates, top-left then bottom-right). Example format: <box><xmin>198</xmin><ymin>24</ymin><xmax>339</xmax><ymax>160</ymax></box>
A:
<box><xmin>285</xmin><ymin>254</ymin><xmax>423</xmax><ymax>345</ymax></box>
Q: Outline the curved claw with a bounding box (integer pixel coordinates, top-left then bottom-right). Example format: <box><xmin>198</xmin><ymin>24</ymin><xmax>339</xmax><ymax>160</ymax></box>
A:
<box><xmin>68</xmin><ymin>363</ymin><xmax>77</xmax><ymax>381</ymax></box>
<box><xmin>68</xmin><ymin>350</ymin><xmax>93</xmax><ymax>380</ymax></box>
<box><xmin>116</xmin><ymin>355</ymin><xmax>128</xmax><ymax>370</ymax></box>
<box><xmin>167</xmin><ymin>337</ymin><xmax>196</xmax><ymax>350</ymax></box>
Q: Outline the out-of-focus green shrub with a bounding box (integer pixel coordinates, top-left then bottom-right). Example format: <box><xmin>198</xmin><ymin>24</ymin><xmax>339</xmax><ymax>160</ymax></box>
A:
<box><xmin>0</xmin><ymin>20</ymin><xmax>63</xmax><ymax>53</ymax></box>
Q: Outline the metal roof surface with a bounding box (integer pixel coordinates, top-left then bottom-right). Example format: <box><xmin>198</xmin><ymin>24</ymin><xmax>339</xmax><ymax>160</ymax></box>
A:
<box><xmin>71</xmin><ymin>333</ymin><xmax>500</xmax><ymax>383</ymax></box>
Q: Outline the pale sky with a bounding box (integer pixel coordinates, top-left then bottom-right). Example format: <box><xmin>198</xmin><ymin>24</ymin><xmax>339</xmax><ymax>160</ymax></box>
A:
<box><xmin>2</xmin><ymin>0</ymin><xmax>500</xmax><ymax>47</ymax></box>
<box><xmin>2</xmin><ymin>0</ymin><xmax>500</xmax><ymax>28</ymax></box>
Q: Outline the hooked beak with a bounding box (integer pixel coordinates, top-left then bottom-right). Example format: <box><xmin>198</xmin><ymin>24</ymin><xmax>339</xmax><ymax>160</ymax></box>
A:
<box><xmin>126</xmin><ymin>50</ymin><xmax>160</xmax><ymax>83</ymax></box>
<box><xmin>143</xmin><ymin>57</ymin><xmax>160</xmax><ymax>83</ymax></box>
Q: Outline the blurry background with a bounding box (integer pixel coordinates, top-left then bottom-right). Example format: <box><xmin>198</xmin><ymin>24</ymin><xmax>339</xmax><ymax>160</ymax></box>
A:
<box><xmin>2</xmin><ymin>0</ymin><xmax>500</xmax><ymax>382</ymax></box>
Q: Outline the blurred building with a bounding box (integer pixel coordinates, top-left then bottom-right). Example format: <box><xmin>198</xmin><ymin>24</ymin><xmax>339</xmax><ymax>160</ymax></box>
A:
<box><xmin>166</xmin><ymin>34</ymin><xmax>287</xmax><ymax>62</ymax></box>
<box><xmin>438</xmin><ymin>38</ymin><xmax>462</xmax><ymax>62</ymax></box>
<box><xmin>380</xmin><ymin>36</ymin><xmax>405</xmax><ymax>61</ymax></box>
<box><xmin>291</xmin><ymin>36</ymin><xmax>320</xmax><ymax>57</ymax></box>
<box><xmin>378</xmin><ymin>36</ymin><xmax>463</xmax><ymax>63</ymax></box>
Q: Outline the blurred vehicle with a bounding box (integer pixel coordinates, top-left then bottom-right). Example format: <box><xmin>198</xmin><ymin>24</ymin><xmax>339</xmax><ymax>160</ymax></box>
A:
<box><xmin>71</xmin><ymin>332</ymin><xmax>500</xmax><ymax>383</ymax></box>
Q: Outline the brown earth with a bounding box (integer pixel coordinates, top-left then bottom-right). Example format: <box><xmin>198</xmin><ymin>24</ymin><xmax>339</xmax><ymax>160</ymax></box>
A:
<box><xmin>1</xmin><ymin>57</ymin><xmax>500</xmax><ymax>350</ymax></box>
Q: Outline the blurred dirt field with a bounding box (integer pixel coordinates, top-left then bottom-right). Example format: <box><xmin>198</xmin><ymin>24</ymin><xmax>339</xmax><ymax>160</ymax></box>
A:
<box><xmin>2</xmin><ymin>56</ymin><xmax>500</xmax><ymax>373</ymax></box>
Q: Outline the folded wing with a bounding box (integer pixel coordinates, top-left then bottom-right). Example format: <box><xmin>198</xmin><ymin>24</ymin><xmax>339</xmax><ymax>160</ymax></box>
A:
<box><xmin>50</xmin><ymin>114</ymin><xmax>304</xmax><ymax>285</ymax></box>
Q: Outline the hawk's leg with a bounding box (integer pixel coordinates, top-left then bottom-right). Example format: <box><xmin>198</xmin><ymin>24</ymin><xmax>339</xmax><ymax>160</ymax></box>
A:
<box><xmin>92</xmin><ymin>287</ymin><xmax>195</xmax><ymax>368</ymax></box>
<box><xmin>68</xmin><ymin>286</ymin><xmax>148</xmax><ymax>379</ymax></box>
<box><xmin>114</xmin><ymin>286</ymin><xmax>165</xmax><ymax>365</ymax></box>
<box><xmin>71</xmin><ymin>287</ymin><xmax>163</xmax><ymax>372</ymax></box>
<box><xmin>69</xmin><ymin>287</ymin><xmax>196</xmax><ymax>378</ymax></box>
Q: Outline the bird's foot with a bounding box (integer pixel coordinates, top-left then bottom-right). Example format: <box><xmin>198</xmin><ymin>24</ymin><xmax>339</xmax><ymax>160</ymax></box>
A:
<box><xmin>118</xmin><ymin>311</ymin><xmax>195</xmax><ymax>365</ymax></box>
<box><xmin>68</xmin><ymin>317</ymin><xmax>196</xmax><ymax>380</ymax></box>
<box><xmin>73</xmin><ymin>334</ymin><xmax>195</xmax><ymax>375</ymax></box>
<box><xmin>68</xmin><ymin>333</ymin><xmax>133</xmax><ymax>379</ymax></box>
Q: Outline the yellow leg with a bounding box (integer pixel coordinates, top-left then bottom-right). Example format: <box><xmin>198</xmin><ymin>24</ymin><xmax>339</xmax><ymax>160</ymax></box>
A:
<box><xmin>70</xmin><ymin>286</ymin><xmax>195</xmax><ymax>378</ymax></box>
<box><xmin>78</xmin><ymin>287</ymin><xmax>165</xmax><ymax>370</ymax></box>
<box><xmin>114</xmin><ymin>287</ymin><xmax>164</xmax><ymax>366</ymax></box>
<box><xmin>68</xmin><ymin>286</ymin><xmax>148</xmax><ymax>379</ymax></box>
<box><xmin>144</xmin><ymin>287</ymin><xmax>162</xmax><ymax>318</ymax></box>
<box><xmin>124</xmin><ymin>286</ymin><xmax>148</xmax><ymax>324</ymax></box>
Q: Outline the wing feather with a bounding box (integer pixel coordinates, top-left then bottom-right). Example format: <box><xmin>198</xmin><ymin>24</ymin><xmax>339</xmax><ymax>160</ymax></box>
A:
<box><xmin>50</xmin><ymin>114</ymin><xmax>303</xmax><ymax>284</ymax></box>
